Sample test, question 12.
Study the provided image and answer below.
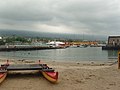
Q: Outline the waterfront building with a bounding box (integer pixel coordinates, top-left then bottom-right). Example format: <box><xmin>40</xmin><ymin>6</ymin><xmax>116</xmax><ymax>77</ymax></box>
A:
<box><xmin>102</xmin><ymin>36</ymin><xmax>120</xmax><ymax>50</ymax></box>
<box><xmin>108</xmin><ymin>36</ymin><xmax>120</xmax><ymax>46</ymax></box>
<box><xmin>69</xmin><ymin>41</ymin><xmax>98</xmax><ymax>46</ymax></box>
<box><xmin>46</xmin><ymin>41</ymin><xmax>65</xmax><ymax>47</ymax></box>
<box><xmin>0</xmin><ymin>37</ymin><xmax>2</xmax><ymax>39</ymax></box>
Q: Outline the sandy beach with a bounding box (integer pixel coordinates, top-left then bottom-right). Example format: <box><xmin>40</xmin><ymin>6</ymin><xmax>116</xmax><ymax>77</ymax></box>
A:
<box><xmin>0</xmin><ymin>59</ymin><xmax>120</xmax><ymax>90</ymax></box>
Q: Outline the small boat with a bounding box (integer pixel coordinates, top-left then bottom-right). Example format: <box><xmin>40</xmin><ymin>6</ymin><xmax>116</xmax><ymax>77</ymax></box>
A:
<box><xmin>79</xmin><ymin>45</ymin><xmax>88</xmax><ymax>48</ymax></box>
<box><xmin>0</xmin><ymin>67</ymin><xmax>7</xmax><ymax>84</ymax></box>
<box><xmin>42</xmin><ymin>71</ymin><xmax>58</xmax><ymax>83</ymax></box>
<box><xmin>69</xmin><ymin>45</ymin><xmax>79</xmax><ymax>48</ymax></box>
<box><xmin>39</xmin><ymin>60</ymin><xmax>58</xmax><ymax>83</ymax></box>
<box><xmin>0</xmin><ymin>60</ymin><xmax>58</xmax><ymax>84</ymax></box>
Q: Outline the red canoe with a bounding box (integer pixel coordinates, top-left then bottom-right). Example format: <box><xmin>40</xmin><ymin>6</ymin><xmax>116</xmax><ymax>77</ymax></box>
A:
<box><xmin>0</xmin><ymin>62</ymin><xmax>8</xmax><ymax>84</ymax></box>
<box><xmin>42</xmin><ymin>71</ymin><xmax>58</xmax><ymax>83</ymax></box>
<box><xmin>38</xmin><ymin>60</ymin><xmax>58</xmax><ymax>83</ymax></box>
<box><xmin>0</xmin><ymin>67</ymin><xmax>7</xmax><ymax>84</ymax></box>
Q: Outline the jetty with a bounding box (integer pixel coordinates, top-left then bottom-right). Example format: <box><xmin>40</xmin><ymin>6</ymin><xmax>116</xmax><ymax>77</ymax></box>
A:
<box><xmin>0</xmin><ymin>45</ymin><xmax>66</xmax><ymax>51</ymax></box>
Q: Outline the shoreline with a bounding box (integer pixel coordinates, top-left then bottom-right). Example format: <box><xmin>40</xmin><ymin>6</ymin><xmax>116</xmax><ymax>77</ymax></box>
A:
<box><xmin>0</xmin><ymin>57</ymin><xmax>117</xmax><ymax>63</ymax></box>
<box><xmin>0</xmin><ymin>59</ymin><xmax>120</xmax><ymax>90</ymax></box>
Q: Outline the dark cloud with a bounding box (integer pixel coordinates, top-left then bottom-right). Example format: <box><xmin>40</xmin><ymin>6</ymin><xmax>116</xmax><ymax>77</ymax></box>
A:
<box><xmin>0</xmin><ymin>0</ymin><xmax>120</xmax><ymax>35</ymax></box>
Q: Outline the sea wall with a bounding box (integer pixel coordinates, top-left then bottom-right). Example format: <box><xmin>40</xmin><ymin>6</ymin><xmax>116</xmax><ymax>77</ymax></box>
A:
<box><xmin>0</xmin><ymin>46</ymin><xmax>65</xmax><ymax>51</ymax></box>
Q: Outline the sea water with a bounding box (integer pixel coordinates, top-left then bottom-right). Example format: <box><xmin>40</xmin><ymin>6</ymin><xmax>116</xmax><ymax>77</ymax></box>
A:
<box><xmin>0</xmin><ymin>47</ymin><xmax>118</xmax><ymax>62</ymax></box>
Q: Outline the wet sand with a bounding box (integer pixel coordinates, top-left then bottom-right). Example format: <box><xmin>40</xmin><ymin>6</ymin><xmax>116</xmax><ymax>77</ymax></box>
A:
<box><xmin>0</xmin><ymin>59</ymin><xmax>120</xmax><ymax>90</ymax></box>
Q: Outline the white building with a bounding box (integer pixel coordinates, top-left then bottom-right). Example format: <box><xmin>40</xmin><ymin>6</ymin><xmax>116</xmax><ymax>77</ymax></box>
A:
<box><xmin>46</xmin><ymin>41</ymin><xmax>65</xmax><ymax>47</ymax></box>
<box><xmin>108</xmin><ymin>36</ymin><xmax>120</xmax><ymax>46</ymax></box>
<box><xmin>0</xmin><ymin>37</ymin><xmax>2</xmax><ymax>40</ymax></box>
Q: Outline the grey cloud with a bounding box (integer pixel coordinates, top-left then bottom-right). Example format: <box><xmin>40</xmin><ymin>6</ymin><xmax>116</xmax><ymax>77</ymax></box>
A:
<box><xmin>0</xmin><ymin>0</ymin><xmax>120</xmax><ymax>36</ymax></box>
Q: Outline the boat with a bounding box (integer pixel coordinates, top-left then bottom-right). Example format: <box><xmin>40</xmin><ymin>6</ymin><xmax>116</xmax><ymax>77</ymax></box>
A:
<box><xmin>0</xmin><ymin>60</ymin><xmax>58</xmax><ymax>84</ymax></box>
<box><xmin>0</xmin><ymin>66</ymin><xmax>7</xmax><ymax>84</ymax></box>
<box><xmin>0</xmin><ymin>71</ymin><xmax>7</xmax><ymax>84</ymax></box>
<box><xmin>79</xmin><ymin>45</ymin><xmax>88</xmax><ymax>48</ymax></box>
<box><xmin>39</xmin><ymin>60</ymin><xmax>58</xmax><ymax>83</ymax></box>
<box><xmin>42</xmin><ymin>71</ymin><xmax>58</xmax><ymax>83</ymax></box>
<box><xmin>69</xmin><ymin>45</ymin><xmax>79</xmax><ymax>48</ymax></box>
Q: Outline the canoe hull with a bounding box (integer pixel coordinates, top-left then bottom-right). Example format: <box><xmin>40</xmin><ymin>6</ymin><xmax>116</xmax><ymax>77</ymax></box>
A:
<box><xmin>0</xmin><ymin>73</ymin><xmax>7</xmax><ymax>84</ymax></box>
<box><xmin>42</xmin><ymin>71</ymin><xmax>58</xmax><ymax>83</ymax></box>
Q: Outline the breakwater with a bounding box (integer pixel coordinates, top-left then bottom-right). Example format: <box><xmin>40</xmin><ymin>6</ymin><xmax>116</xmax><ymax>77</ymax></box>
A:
<box><xmin>0</xmin><ymin>45</ymin><xmax>65</xmax><ymax>51</ymax></box>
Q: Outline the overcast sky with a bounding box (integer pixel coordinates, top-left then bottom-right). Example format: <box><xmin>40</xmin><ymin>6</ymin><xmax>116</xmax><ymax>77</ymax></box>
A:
<box><xmin>0</xmin><ymin>0</ymin><xmax>120</xmax><ymax>36</ymax></box>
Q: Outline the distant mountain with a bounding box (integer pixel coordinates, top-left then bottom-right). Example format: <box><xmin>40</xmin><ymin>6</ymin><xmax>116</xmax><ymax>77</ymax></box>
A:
<box><xmin>0</xmin><ymin>29</ymin><xmax>107</xmax><ymax>41</ymax></box>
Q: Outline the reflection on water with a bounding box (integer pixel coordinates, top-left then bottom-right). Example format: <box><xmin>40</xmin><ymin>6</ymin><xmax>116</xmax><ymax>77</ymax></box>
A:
<box><xmin>0</xmin><ymin>47</ymin><xmax>118</xmax><ymax>61</ymax></box>
<box><xmin>107</xmin><ymin>50</ymin><xmax>118</xmax><ymax>59</ymax></box>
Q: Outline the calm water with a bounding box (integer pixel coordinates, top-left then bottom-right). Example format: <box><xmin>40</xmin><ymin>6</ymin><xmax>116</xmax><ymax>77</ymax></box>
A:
<box><xmin>0</xmin><ymin>47</ymin><xmax>118</xmax><ymax>62</ymax></box>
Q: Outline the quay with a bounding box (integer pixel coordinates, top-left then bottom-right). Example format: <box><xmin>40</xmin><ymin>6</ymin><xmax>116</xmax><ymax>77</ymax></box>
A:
<box><xmin>0</xmin><ymin>45</ymin><xmax>65</xmax><ymax>51</ymax></box>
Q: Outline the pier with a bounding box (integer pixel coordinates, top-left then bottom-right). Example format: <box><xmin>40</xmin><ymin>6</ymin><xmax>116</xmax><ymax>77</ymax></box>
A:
<box><xmin>0</xmin><ymin>45</ymin><xmax>65</xmax><ymax>51</ymax></box>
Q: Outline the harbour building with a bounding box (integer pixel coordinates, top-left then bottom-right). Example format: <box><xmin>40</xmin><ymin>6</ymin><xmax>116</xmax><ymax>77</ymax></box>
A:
<box><xmin>108</xmin><ymin>36</ymin><xmax>120</xmax><ymax>46</ymax></box>
<box><xmin>102</xmin><ymin>36</ymin><xmax>120</xmax><ymax>50</ymax></box>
